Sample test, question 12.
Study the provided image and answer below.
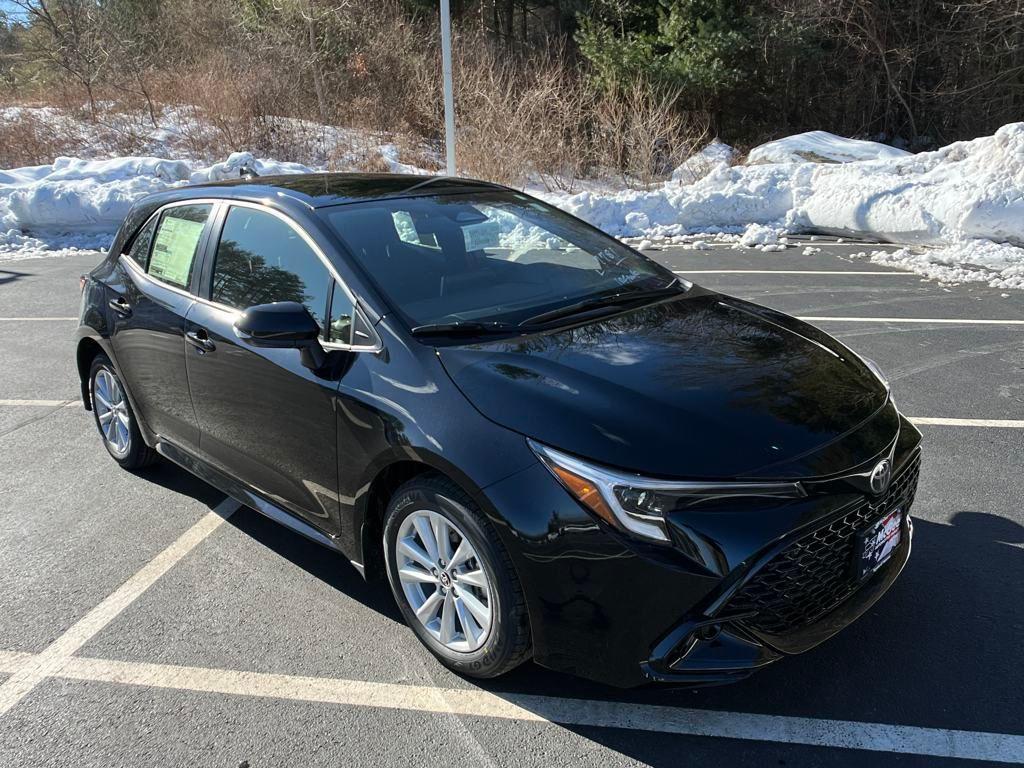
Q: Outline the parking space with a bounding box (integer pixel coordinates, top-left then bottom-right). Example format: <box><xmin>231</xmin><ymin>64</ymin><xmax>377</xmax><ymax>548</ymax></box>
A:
<box><xmin>0</xmin><ymin>241</ymin><xmax>1021</xmax><ymax>766</ymax></box>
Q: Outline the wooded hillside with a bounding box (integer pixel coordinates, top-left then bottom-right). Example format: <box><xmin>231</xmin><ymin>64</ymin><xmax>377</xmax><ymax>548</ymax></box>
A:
<box><xmin>2</xmin><ymin>1</ymin><xmax>1022</xmax><ymax>184</ymax></box>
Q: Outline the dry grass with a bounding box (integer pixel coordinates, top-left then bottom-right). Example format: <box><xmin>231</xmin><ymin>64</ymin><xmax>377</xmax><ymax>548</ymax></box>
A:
<box><xmin>0</xmin><ymin>108</ymin><xmax>81</xmax><ymax>167</ymax></box>
<box><xmin>0</xmin><ymin>4</ymin><xmax>710</xmax><ymax>188</ymax></box>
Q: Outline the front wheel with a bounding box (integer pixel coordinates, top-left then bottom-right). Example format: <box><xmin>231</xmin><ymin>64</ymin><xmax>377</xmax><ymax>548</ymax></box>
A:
<box><xmin>383</xmin><ymin>474</ymin><xmax>531</xmax><ymax>678</ymax></box>
<box><xmin>89</xmin><ymin>354</ymin><xmax>156</xmax><ymax>470</ymax></box>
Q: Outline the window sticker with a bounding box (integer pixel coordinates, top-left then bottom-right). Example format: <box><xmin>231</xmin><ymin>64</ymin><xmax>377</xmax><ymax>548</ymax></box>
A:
<box><xmin>149</xmin><ymin>215</ymin><xmax>204</xmax><ymax>287</ymax></box>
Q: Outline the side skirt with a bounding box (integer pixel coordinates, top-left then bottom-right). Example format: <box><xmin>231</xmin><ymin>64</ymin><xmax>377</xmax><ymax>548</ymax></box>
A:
<box><xmin>155</xmin><ymin>439</ymin><xmax>348</xmax><ymax>558</ymax></box>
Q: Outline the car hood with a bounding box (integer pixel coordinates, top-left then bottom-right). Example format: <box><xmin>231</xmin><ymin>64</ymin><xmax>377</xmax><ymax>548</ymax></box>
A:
<box><xmin>437</xmin><ymin>289</ymin><xmax>896</xmax><ymax>480</ymax></box>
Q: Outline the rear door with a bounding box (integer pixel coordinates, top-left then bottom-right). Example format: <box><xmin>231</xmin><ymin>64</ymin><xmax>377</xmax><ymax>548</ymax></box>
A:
<box><xmin>107</xmin><ymin>201</ymin><xmax>216</xmax><ymax>450</ymax></box>
<box><xmin>184</xmin><ymin>203</ymin><xmax>343</xmax><ymax>531</ymax></box>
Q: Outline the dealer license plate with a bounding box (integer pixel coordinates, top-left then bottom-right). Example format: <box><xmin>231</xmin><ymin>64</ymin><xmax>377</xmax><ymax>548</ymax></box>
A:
<box><xmin>856</xmin><ymin>509</ymin><xmax>902</xmax><ymax>580</ymax></box>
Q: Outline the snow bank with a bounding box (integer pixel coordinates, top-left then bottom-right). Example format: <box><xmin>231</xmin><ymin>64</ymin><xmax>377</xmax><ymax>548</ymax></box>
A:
<box><xmin>670</xmin><ymin>139</ymin><xmax>735</xmax><ymax>184</ymax></box>
<box><xmin>1</xmin><ymin>156</ymin><xmax>192</xmax><ymax>240</ymax></box>
<box><xmin>189</xmin><ymin>152</ymin><xmax>312</xmax><ymax>183</ymax></box>
<box><xmin>534</xmin><ymin>124</ymin><xmax>1024</xmax><ymax>287</ymax></box>
<box><xmin>0</xmin><ymin>152</ymin><xmax>313</xmax><ymax>254</ymax></box>
<box><xmin>3</xmin><ymin>112</ymin><xmax>1024</xmax><ymax>288</ymax></box>
<box><xmin>541</xmin><ymin>124</ymin><xmax>1024</xmax><ymax>286</ymax></box>
<box><xmin>747</xmin><ymin>131</ymin><xmax>910</xmax><ymax>165</ymax></box>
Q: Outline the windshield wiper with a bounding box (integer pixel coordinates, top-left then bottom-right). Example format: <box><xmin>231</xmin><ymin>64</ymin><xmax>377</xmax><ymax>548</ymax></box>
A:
<box><xmin>519</xmin><ymin>281</ymin><xmax>684</xmax><ymax>327</ymax></box>
<box><xmin>410</xmin><ymin>320</ymin><xmax>520</xmax><ymax>337</ymax></box>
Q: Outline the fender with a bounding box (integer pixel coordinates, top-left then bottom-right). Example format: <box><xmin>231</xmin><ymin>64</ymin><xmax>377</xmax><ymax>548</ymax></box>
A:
<box><xmin>350</xmin><ymin>442</ymin><xmax>537</xmax><ymax>579</ymax></box>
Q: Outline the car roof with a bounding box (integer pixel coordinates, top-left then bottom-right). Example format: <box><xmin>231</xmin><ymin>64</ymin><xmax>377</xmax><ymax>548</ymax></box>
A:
<box><xmin>187</xmin><ymin>172</ymin><xmax>508</xmax><ymax>209</ymax></box>
<box><xmin>109</xmin><ymin>172</ymin><xmax>516</xmax><ymax>264</ymax></box>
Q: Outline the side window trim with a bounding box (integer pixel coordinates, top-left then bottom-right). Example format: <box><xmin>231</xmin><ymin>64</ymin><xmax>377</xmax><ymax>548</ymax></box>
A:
<box><xmin>197</xmin><ymin>201</ymin><xmax>228</xmax><ymax>302</ymax></box>
<box><xmin>200</xmin><ymin>201</ymin><xmax>381</xmax><ymax>353</ymax></box>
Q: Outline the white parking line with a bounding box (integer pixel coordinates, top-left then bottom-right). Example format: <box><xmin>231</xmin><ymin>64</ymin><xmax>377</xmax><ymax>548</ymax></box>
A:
<box><xmin>675</xmin><ymin>270</ymin><xmax>912</xmax><ymax>276</ymax></box>
<box><xmin>0</xmin><ymin>655</ymin><xmax>1002</xmax><ymax>763</ymax></box>
<box><xmin>0</xmin><ymin>650</ymin><xmax>35</xmax><ymax>674</ymax></box>
<box><xmin>0</xmin><ymin>399</ymin><xmax>74</xmax><ymax>407</ymax></box>
<box><xmin>0</xmin><ymin>497</ymin><xmax>239</xmax><ymax>717</ymax></box>
<box><xmin>0</xmin><ymin>316</ymin><xmax>77</xmax><ymax>321</ymax></box>
<box><xmin>800</xmin><ymin>316</ymin><xmax>1024</xmax><ymax>325</ymax></box>
<box><xmin>910</xmin><ymin>417</ymin><xmax>1024</xmax><ymax>428</ymax></box>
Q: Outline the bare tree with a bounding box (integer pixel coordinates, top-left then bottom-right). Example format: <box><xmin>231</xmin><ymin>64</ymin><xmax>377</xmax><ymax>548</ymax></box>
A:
<box><xmin>12</xmin><ymin>0</ymin><xmax>108</xmax><ymax>116</ymax></box>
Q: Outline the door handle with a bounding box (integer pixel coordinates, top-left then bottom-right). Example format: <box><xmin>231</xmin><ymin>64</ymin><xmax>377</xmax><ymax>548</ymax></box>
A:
<box><xmin>185</xmin><ymin>329</ymin><xmax>216</xmax><ymax>353</ymax></box>
<box><xmin>108</xmin><ymin>296</ymin><xmax>132</xmax><ymax>316</ymax></box>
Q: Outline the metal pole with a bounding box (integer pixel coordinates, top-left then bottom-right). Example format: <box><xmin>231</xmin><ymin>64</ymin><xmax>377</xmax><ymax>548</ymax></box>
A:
<box><xmin>440</xmin><ymin>0</ymin><xmax>456</xmax><ymax>176</ymax></box>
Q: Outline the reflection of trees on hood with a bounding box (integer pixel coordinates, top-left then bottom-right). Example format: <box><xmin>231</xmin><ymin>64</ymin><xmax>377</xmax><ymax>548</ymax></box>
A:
<box><xmin>213</xmin><ymin>241</ymin><xmax>310</xmax><ymax>313</ymax></box>
<box><xmin>491</xmin><ymin>294</ymin><xmax>882</xmax><ymax>435</ymax></box>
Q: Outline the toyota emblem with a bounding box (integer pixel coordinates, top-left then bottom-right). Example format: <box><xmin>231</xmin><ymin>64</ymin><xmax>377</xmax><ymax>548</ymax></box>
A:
<box><xmin>869</xmin><ymin>459</ymin><xmax>892</xmax><ymax>495</ymax></box>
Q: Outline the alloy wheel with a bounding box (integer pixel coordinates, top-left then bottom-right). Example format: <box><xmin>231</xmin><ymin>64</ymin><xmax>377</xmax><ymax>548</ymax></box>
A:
<box><xmin>395</xmin><ymin>509</ymin><xmax>493</xmax><ymax>652</ymax></box>
<box><xmin>93</xmin><ymin>368</ymin><xmax>131</xmax><ymax>459</ymax></box>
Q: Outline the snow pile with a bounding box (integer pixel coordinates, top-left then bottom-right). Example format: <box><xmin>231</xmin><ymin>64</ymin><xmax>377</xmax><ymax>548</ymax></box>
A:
<box><xmin>0</xmin><ymin>152</ymin><xmax>313</xmax><ymax>255</ymax></box>
<box><xmin>542</xmin><ymin>123</ymin><xmax>1024</xmax><ymax>288</ymax></box>
<box><xmin>1</xmin><ymin>156</ymin><xmax>190</xmax><ymax>245</ymax></box>
<box><xmin>670</xmin><ymin>139</ymin><xmax>735</xmax><ymax>184</ymax></box>
<box><xmin>747</xmin><ymin>131</ymin><xmax>911</xmax><ymax>165</ymax></box>
<box><xmin>188</xmin><ymin>152</ymin><xmax>312</xmax><ymax>183</ymax></box>
<box><xmin>739</xmin><ymin>223</ymin><xmax>787</xmax><ymax>249</ymax></box>
<box><xmin>549</xmin><ymin>161</ymin><xmax>794</xmax><ymax>236</ymax></box>
<box><xmin>3</xmin><ymin>106</ymin><xmax>1024</xmax><ymax>288</ymax></box>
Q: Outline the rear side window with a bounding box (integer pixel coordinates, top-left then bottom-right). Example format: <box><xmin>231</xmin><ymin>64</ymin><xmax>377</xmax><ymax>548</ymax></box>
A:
<box><xmin>211</xmin><ymin>207</ymin><xmax>330</xmax><ymax>329</ymax></box>
<box><xmin>125</xmin><ymin>216</ymin><xmax>158</xmax><ymax>270</ymax></box>
<box><xmin>147</xmin><ymin>204</ymin><xmax>212</xmax><ymax>290</ymax></box>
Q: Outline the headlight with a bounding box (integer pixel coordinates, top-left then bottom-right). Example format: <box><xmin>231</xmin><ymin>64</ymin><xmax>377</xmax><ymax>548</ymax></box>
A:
<box><xmin>860</xmin><ymin>356</ymin><xmax>890</xmax><ymax>392</ymax></box>
<box><xmin>529</xmin><ymin>440</ymin><xmax>805</xmax><ymax>543</ymax></box>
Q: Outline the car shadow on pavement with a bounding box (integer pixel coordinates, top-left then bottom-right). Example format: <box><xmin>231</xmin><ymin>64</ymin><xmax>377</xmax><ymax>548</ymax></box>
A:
<box><xmin>224</xmin><ymin>504</ymin><xmax>405</xmax><ymax>623</ymax></box>
<box><xmin>137</xmin><ymin>462</ymin><xmax>1022</xmax><ymax>758</ymax></box>
<box><xmin>131</xmin><ymin>459</ymin><xmax>227</xmax><ymax>510</ymax></box>
<box><xmin>474</xmin><ymin>511</ymin><xmax>1024</xmax><ymax>756</ymax></box>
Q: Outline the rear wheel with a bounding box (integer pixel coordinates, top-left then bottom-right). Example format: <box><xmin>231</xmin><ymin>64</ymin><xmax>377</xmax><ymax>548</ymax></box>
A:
<box><xmin>383</xmin><ymin>474</ymin><xmax>531</xmax><ymax>678</ymax></box>
<box><xmin>89</xmin><ymin>354</ymin><xmax>156</xmax><ymax>470</ymax></box>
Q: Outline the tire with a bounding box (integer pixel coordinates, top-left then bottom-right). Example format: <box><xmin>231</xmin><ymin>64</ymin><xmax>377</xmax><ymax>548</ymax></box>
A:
<box><xmin>88</xmin><ymin>353</ymin><xmax>157</xmax><ymax>470</ymax></box>
<box><xmin>383</xmin><ymin>474</ymin><xmax>531</xmax><ymax>679</ymax></box>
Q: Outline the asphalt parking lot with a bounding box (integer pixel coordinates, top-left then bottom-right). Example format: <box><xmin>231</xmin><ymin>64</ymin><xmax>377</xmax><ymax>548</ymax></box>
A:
<box><xmin>0</xmin><ymin>240</ymin><xmax>1022</xmax><ymax>767</ymax></box>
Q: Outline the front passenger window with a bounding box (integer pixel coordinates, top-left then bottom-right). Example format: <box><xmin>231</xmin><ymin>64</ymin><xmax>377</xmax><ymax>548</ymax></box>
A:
<box><xmin>211</xmin><ymin>207</ymin><xmax>330</xmax><ymax>329</ymax></box>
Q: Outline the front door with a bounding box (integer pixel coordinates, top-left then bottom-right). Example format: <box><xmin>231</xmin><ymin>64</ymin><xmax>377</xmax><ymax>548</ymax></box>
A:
<box><xmin>107</xmin><ymin>202</ymin><xmax>214</xmax><ymax>450</ymax></box>
<box><xmin>185</xmin><ymin>204</ymin><xmax>341</xmax><ymax>531</ymax></box>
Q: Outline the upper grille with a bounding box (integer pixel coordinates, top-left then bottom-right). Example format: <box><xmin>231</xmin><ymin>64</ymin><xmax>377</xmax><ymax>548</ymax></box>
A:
<box><xmin>731</xmin><ymin>452</ymin><xmax>921</xmax><ymax>636</ymax></box>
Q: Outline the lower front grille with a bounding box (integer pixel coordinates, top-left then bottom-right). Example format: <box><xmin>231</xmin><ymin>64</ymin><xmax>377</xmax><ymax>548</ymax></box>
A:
<box><xmin>731</xmin><ymin>452</ymin><xmax>921</xmax><ymax>636</ymax></box>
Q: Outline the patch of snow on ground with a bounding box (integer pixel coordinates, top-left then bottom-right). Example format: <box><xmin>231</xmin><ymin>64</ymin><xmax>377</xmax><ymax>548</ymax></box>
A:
<box><xmin>867</xmin><ymin>241</ymin><xmax>1024</xmax><ymax>290</ymax></box>
<box><xmin>747</xmin><ymin>131</ymin><xmax>911</xmax><ymax>165</ymax></box>
<box><xmin>0</xmin><ymin>228</ymin><xmax>105</xmax><ymax>262</ymax></box>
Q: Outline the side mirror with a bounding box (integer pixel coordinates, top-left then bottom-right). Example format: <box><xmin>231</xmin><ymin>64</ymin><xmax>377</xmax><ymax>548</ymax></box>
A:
<box><xmin>234</xmin><ymin>301</ymin><xmax>326</xmax><ymax>370</ymax></box>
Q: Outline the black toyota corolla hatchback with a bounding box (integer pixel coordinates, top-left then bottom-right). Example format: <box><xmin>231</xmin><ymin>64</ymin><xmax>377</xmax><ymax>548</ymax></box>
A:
<box><xmin>75</xmin><ymin>173</ymin><xmax>921</xmax><ymax>687</ymax></box>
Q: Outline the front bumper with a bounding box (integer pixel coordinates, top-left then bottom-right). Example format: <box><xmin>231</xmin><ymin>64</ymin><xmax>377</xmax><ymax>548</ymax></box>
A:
<box><xmin>483</xmin><ymin>417</ymin><xmax>922</xmax><ymax>688</ymax></box>
<box><xmin>642</xmin><ymin>511</ymin><xmax>913</xmax><ymax>684</ymax></box>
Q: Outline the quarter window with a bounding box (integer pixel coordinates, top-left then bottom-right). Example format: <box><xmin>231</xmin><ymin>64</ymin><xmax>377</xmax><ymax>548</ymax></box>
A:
<box><xmin>147</xmin><ymin>204</ymin><xmax>211</xmax><ymax>290</ymax></box>
<box><xmin>211</xmin><ymin>207</ymin><xmax>330</xmax><ymax>330</ymax></box>
<box><xmin>327</xmin><ymin>282</ymin><xmax>353</xmax><ymax>344</ymax></box>
<box><xmin>126</xmin><ymin>216</ymin><xmax>158</xmax><ymax>270</ymax></box>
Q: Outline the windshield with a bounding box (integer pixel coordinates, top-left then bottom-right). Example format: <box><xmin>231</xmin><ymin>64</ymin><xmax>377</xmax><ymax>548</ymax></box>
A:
<box><xmin>322</xmin><ymin>191</ymin><xmax>680</xmax><ymax>329</ymax></box>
